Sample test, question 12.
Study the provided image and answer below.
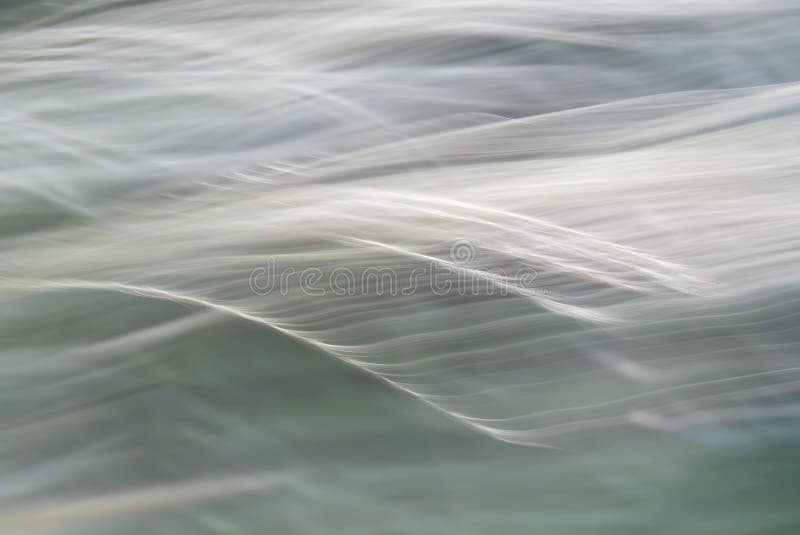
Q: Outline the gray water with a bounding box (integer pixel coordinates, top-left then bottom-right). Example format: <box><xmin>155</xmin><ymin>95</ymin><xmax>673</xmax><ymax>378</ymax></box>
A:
<box><xmin>1</xmin><ymin>1</ymin><xmax>800</xmax><ymax>533</ymax></box>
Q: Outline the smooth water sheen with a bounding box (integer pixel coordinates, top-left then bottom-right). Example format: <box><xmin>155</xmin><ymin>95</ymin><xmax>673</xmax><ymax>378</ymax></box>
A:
<box><xmin>1</xmin><ymin>1</ymin><xmax>799</xmax><ymax>533</ymax></box>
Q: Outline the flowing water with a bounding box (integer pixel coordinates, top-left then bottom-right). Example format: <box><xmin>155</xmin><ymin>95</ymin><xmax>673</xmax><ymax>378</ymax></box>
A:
<box><xmin>1</xmin><ymin>1</ymin><xmax>800</xmax><ymax>533</ymax></box>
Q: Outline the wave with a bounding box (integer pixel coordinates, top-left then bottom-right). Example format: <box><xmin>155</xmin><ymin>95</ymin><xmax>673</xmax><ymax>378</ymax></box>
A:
<box><xmin>1</xmin><ymin>0</ymin><xmax>799</xmax><ymax>530</ymax></box>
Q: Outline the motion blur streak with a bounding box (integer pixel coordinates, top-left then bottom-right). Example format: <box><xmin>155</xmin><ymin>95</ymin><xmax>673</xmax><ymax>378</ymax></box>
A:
<box><xmin>1</xmin><ymin>1</ymin><xmax>799</xmax><ymax>534</ymax></box>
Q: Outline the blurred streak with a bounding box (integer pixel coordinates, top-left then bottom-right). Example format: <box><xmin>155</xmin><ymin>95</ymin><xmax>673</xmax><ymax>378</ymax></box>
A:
<box><xmin>0</xmin><ymin>471</ymin><xmax>298</xmax><ymax>533</ymax></box>
<box><xmin>1</xmin><ymin>0</ymin><xmax>800</xmax><ymax>533</ymax></box>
